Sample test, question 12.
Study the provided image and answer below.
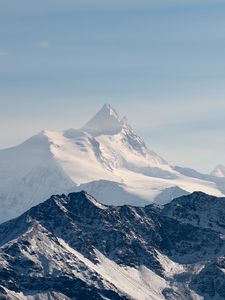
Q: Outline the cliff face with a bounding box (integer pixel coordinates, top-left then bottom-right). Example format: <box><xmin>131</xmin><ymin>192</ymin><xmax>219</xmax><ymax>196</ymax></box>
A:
<box><xmin>0</xmin><ymin>191</ymin><xmax>225</xmax><ymax>299</ymax></box>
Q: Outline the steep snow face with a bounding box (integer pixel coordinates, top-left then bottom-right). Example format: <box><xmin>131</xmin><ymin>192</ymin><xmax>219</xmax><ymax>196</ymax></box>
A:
<box><xmin>211</xmin><ymin>164</ymin><xmax>225</xmax><ymax>178</ymax></box>
<box><xmin>63</xmin><ymin>103</ymin><xmax>169</xmax><ymax>176</ymax></box>
<box><xmin>81</xmin><ymin>103</ymin><xmax>123</xmax><ymax>136</ymax></box>
<box><xmin>0</xmin><ymin>104</ymin><xmax>225</xmax><ymax>223</ymax></box>
<box><xmin>0</xmin><ymin>191</ymin><xmax>225</xmax><ymax>299</ymax></box>
<box><xmin>57</xmin><ymin>238</ymin><xmax>168</xmax><ymax>300</ymax></box>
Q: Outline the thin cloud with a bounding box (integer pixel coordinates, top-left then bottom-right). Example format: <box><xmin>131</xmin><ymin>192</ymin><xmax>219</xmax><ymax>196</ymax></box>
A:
<box><xmin>37</xmin><ymin>41</ymin><xmax>51</xmax><ymax>49</ymax></box>
<box><xmin>0</xmin><ymin>49</ymin><xmax>8</xmax><ymax>56</ymax></box>
<box><xmin>1</xmin><ymin>0</ymin><xmax>224</xmax><ymax>15</ymax></box>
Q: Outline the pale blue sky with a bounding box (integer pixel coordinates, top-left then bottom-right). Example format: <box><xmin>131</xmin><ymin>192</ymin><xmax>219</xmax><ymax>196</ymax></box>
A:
<box><xmin>1</xmin><ymin>0</ymin><xmax>225</xmax><ymax>172</ymax></box>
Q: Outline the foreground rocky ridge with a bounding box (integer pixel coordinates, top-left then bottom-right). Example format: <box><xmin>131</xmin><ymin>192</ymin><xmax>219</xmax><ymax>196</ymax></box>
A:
<box><xmin>0</xmin><ymin>191</ymin><xmax>225</xmax><ymax>299</ymax></box>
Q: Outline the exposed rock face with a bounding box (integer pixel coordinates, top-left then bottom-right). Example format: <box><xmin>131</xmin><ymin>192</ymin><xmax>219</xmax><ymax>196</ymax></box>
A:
<box><xmin>162</xmin><ymin>191</ymin><xmax>225</xmax><ymax>233</ymax></box>
<box><xmin>0</xmin><ymin>191</ymin><xmax>225</xmax><ymax>299</ymax></box>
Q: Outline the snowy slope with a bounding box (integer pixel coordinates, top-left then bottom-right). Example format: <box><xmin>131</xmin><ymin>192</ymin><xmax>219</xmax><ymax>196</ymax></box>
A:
<box><xmin>0</xmin><ymin>132</ymin><xmax>76</xmax><ymax>222</ymax></box>
<box><xmin>0</xmin><ymin>191</ymin><xmax>225</xmax><ymax>299</ymax></box>
<box><xmin>211</xmin><ymin>164</ymin><xmax>225</xmax><ymax>178</ymax></box>
<box><xmin>0</xmin><ymin>104</ymin><xmax>225</xmax><ymax>223</ymax></box>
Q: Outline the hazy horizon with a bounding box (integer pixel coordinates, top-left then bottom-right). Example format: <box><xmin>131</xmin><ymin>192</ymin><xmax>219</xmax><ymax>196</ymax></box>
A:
<box><xmin>1</xmin><ymin>0</ymin><xmax>225</xmax><ymax>173</ymax></box>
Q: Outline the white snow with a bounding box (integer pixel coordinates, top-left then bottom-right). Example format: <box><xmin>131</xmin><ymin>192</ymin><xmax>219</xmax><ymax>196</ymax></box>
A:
<box><xmin>211</xmin><ymin>164</ymin><xmax>225</xmax><ymax>178</ymax></box>
<box><xmin>0</xmin><ymin>104</ymin><xmax>225</xmax><ymax>223</ymax></box>
<box><xmin>0</xmin><ymin>286</ymin><xmax>70</xmax><ymax>300</ymax></box>
<box><xmin>80</xmin><ymin>103</ymin><xmax>122</xmax><ymax>136</ymax></box>
<box><xmin>58</xmin><ymin>238</ymin><xmax>168</xmax><ymax>300</ymax></box>
<box><xmin>84</xmin><ymin>192</ymin><xmax>108</xmax><ymax>209</ymax></box>
<box><xmin>155</xmin><ymin>250</ymin><xmax>186</xmax><ymax>278</ymax></box>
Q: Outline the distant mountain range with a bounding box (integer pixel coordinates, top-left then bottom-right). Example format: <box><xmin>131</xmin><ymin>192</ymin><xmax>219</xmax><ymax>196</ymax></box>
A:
<box><xmin>0</xmin><ymin>103</ymin><xmax>225</xmax><ymax>223</ymax></box>
<box><xmin>0</xmin><ymin>191</ymin><xmax>225</xmax><ymax>299</ymax></box>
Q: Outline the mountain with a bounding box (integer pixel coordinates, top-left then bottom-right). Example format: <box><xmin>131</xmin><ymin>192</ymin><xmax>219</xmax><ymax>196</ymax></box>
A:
<box><xmin>81</xmin><ymin>103</ymin><xmax>123</xmax><ymax>136</ymax></box>
<box><xmin>0</xmin><ymin>103</ymin><xmax>224</xmax><ymax>223</ymax></box>
<box><xmin>211</xmin><ymin>164</ymin><xmax>225</xmax><ymax>178</ymax></box>
<box><xmin>162</xmin><ymin>191</ymin><xmax>225</xmax><ymax>234</ymax></box>
<box><xmin>0</xmin><ymin>191</ymin><xmax>225</xmax><ymax>299</ymax></box>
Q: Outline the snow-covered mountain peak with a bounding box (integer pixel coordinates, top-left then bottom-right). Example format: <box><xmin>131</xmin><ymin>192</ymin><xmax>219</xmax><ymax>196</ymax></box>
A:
<box><xmin>79</xmin><ymin>104</ymin><xmax>152</xmax><ymax>157</ymax></box>
<box><xmin>211</xmin><ymin>164</ymin><xmax>225</xmax><ymax>178</ymax></box>
<box><xmin>102</xmin><ymin>103</ymin><xmax>120</xmax><ymax>119</ymax></box>
<box><xmin>81</xmin><ymin>103</ymin><xmax>123</xmax><ymax>136</ymax></box>
<box><xmin>1</xmin><ymin>104</ymin><xmax>225</xmax><ymax>223</ymax></box>
<box><xmin>20</xmin><ymin>129</ymin><xmax>50</xmax><ymax>146</ymax></box>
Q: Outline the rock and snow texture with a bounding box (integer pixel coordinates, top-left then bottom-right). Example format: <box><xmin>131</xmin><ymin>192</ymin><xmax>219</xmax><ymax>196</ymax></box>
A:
<box><xmin>0</xmin><ymin>191</ymin><xmax>225</xmax><ymax>299</ymax></box>
<box><xmin>81</xmin><ymin>103</ymin><xmax>123</xmax><ymax>136</ymax></box>
<box><xmin>211</xmin><ymin>164</ymin><xmax>225</xmax><ymax>178</ymax></box>
<box><xmin>0</xmin><ymin>103</ymin><xmax>225</xmax><ymax>223</ymax></box>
